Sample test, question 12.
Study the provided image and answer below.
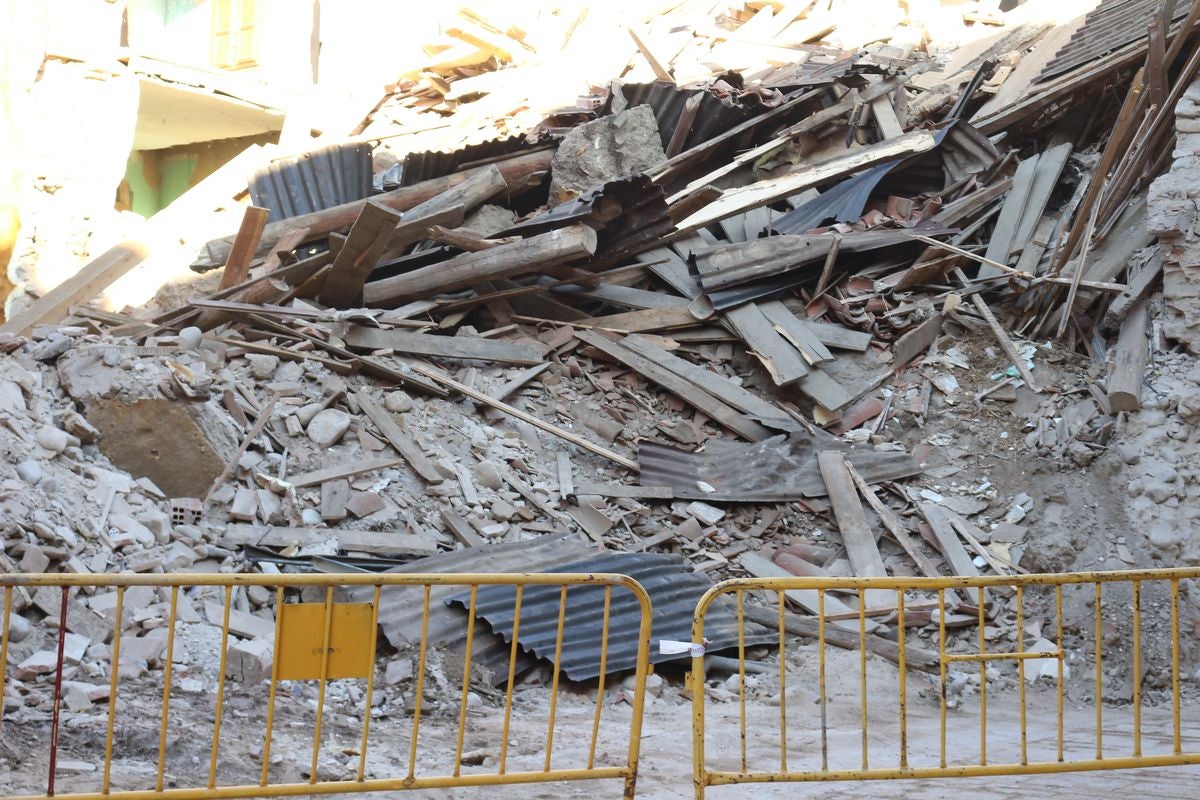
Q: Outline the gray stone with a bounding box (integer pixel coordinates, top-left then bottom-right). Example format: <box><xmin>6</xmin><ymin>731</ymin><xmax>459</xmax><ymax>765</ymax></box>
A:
<box><xmin>306</xmin><ymin>409</ymin><xmax>351</xmax><ymax>448</ymax></box>
<box><xmin>549</xmin><ymin>105</ymin><xmax>666</xmax><ymax>204</ymax></box>
<box><xmin>226</xmin><ymin>637</ymin><xmax>273</xmax><ymax>683</ymax></box>
<box><xmin>385</xmin><ymin>659</ymin><xmax>413</xmax><ymax>685</ymax></box>
<box><xmin>15</xmin><ymin>459</ymin><xmax>42</xmax><ymax>484</ymax></box>
<box><xmin>1115</xmin><ymin>442</ymin><xmax>1142</xmax><ymax>465</ymax></box>
<box><xmin>245</xmin><ymin>354</ymin><xmax>280</xmax><ymax>380</ymax></box>
<box><xmin>295</xmin><ymin>402</ymin><xmax>324</xmax><ymax>427</ymax></box>
<box><xmin>384</xmin><ymin>391</ymin><xmax>413</xmax><ymax>413</ymax></box>
<box><xmin>178</xmin><ymin>326</ymin><xmax>203</xmax><ymax>351</ymax></box>
<box><xmin>473</xmin><ymin>460</ymin><xmax>503</xmax><ymax>491</ymax></box>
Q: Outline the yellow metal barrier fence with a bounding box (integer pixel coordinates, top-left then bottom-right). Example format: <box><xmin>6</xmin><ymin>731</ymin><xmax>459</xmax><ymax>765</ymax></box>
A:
<box><xmin>0</xmin><ymin>572</ymin><xmax>652</xmax><ymax>800</ymax></box>
<box><xmin>691</xmin><ymin>568</ymin><xmax>1200</xmax><ymax>797</ymax></box>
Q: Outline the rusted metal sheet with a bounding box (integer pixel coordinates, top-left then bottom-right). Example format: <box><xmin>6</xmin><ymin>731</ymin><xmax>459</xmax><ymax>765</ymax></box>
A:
<box><xmin>249</xmin><ymin>141</ymin><xmax>373</xmax><ymax>222</ymax></box>
<box><xmin>447</xmin><ymin>552</ymin><xmax>774</xmax><ymax>681</ymax></box>
<box><xmin>637</xmin><ymin>435</ymin><xmax>921</xmax><ymax>501</ymax></box>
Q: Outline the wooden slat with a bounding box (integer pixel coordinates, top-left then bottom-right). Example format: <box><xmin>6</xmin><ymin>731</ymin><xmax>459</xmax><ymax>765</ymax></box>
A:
<box><xmin>318</xmin><ymin>201</ymin><xmax>404</xmax><ymax>308</ymax></box>
<box><xmin>576</xmin><ymin>329</ymin><xmax>772</xmax><ymax>442</ymax></box>
<box><xmin>738</xmin><ymin>552</ymin><xmax>862</xmax><ymax>627</ymax></box>
<box><xmin>344</xmin><ymin>326</ymin><xmax>546</xmax><ymax>365</ymax></box>
<box><xmin>622</xmin><ymin>333</ymin><xmax>792</xmax><ymax>425</ymax></box>
<box><xmin>978</xmin><ymin>154</ymin><xmax>1039</xmax><ymax>279</ymax></box>
<box><xmin>571</xmin><ymin>482</ymin><xmax>673</xmax><ymax>499</ymax></box>
<box><xmin>584</xmin><ymin>306</ymin><xmax>703</xmax><ymax>332</ymax></box>
<box><xmin>1108</xmin><ymin>296</ymin><xmax>1149</xmax><ymax>412</ymax></box>
<box><xmin>724</xmin><ymin>302</ymin><xmax>809</xmax><ymax>385</ymax></box>
<box><xmin>917</xmin><ymin>501</ymin><xmax>981</xmax><ymax>577</ymax></box>
<box><xmin>759</xmin><ymin>300</ymin><xmax>834</xmax><ymax>364</ymax></box>
<box><xmin>286</xmin><ymin>457</ymin><xmax>404</xmax><ymax>489</ymax></box>
<box><xmin>223</xmin><ymin>524</ymin><xmax>436</xmax><ymax>556</ymax></box>
<box><xmin>805</xmin><ymin>320</ymin><xmax>873</xmax><ymax>352</ymax></box>
<box><xmin>353</xmin><ymin>390</ymin><xmax>443</xmax><ymax>483</ymax></box>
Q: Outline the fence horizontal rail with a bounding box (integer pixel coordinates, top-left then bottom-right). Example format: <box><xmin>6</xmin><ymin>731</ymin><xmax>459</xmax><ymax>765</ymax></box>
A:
<box><xmin>691</xmin><ymin>567</ymin><xmax>1200</xmax><ymax>797</ymax></box>
<box><xmin>0</xmin><ymin>572</ymin><xmax>652</xmax><ymax>800</ymax></box>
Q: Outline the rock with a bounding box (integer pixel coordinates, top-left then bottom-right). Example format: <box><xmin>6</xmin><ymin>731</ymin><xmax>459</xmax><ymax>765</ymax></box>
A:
<box><xmin>7</xmin><ymin>614</ymin><xmax>31</xmax><ymax>642</ymax></box>
<box><xmin>306</xmin><ymin>409</ymin><xmax>351</xmax><ymax>448</ymax></box>
<box><xmin>385</xmin><ymin>659</ymin><xmax>413</xmax><ymax>685</ymax></box>
<box><xmin>15</xmin><ymin>650</ymin><xmax>60</xmax><ymax>679</ymax></box>
<box><xmin>549</xmin><ymin>105</ymin><xmax>666</xmax><ymax>204</ymax></box>
<box><xmin>245</xmin><ymin>354</ymin><xmax>280</xmax><ymax>380</ymax></box>
<box><xmin>295</xmin><ymin>402</ymin><xmax>324</xmax><ymax>427</ymax></box>
<box><xmin>300</xmin><ymin>508</ymin><xmax>323</xmax><ymax>526</ymax></box>
<box><xmin>686</xmin><ymin>501</ymin><xmax>725</xmax><ymax>525</ymax></box>
<box><xmin>473</xmin><ymin>460</ymin><xmax>503</xmax><ymax>491</ymax></box>
<box><xmin>19</xmin><ymin>545</ymin><xmax>50</xmax><ymax>573</ymax></box>
<box><xmin>36</xmin><ymin>426</ymin><xmax>70</xmax><ymax>454</ymax></box>
<box><xmin>1115</xmin><ymin>442</ymin><xmax>1142</xmax><ymax>465</ymax></box>
<box><xmin>178</xmin><ymin>326</ymin><xmax>203</xmax><ymax>351</ymax></box>
<box><xmin>384</xmin><ymin>391</ymin><xmax>413</xmax><ymax>413</ymax></box>
<box><xmin>345</xmin><ymin>492</ymin><xmax>385</xmax><ymax>519</ymax></box>
<box><xmin>489</xmin><ymin>499</ymin><xmax>518</xmax><ymax>521</ymax></box>
<box><xmin>15</xmin><ymin>459</ymin><xmax>42</xmax><ymax>484</ymax></box>
<box><xmin>226</xmin><ymin>637</ymin><xmax>273</xmax><ymax>683</ymax></box>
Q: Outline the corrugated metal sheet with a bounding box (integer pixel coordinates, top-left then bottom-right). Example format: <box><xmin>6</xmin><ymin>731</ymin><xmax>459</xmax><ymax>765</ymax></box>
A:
<box><xmin>1034</xmin><ymin>0</ymin><xmax>1187</xmax><ymax>85</ymax></box>
<box><xmin>400</xmin><ymin>136</ymin><xmax>542</xmax><ymax>186</ymax></box>
<box><xmin>637</xmin><ymin>435</ymin><xmax>921</xmax><ymax>501</ymax></box>
<box><xmin>446</xmin><ymin>552</ymin><xmax>774</xmax><ymax>681</ymax></box>
<box><xmin>344</xmin><ymin>534</ymin><xmax>598</xmax><ymax>684</ymax></box>
<box><xmin>249</xmin><ymin>141</ymin><xmax>373</xmax><ymax>223</ymax></box>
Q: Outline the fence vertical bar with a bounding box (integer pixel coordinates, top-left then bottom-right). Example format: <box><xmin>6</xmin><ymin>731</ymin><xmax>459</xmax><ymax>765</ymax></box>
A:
<box><xmin>544</xmin><ymin>585</ymin><xmax>569</xmax><ymax>773</ymax></box>
<box><xmin>1056</xmin><ymin>584</ymin><xmax>1065</xmax><ymax>763</ymax></box>
<box><xmin>261</xmin><ymin>586</ymin><xmax>285</xmax><ymax>786</ymax></box>
<box><xmin>208</xmin><ymin>586</ymin><xmax>233</xmax><ymax>789</ymax></box>
<box><xmin>738</xmin><ymin>589</ymin><xmax>747</xmax><ymax>774</ymax></box>
<box><xmin>102</xmin><ymin>586</ymin><xmax>125</xmax><ymax>794</ymax></box>
<box><xmin>938</xmin><ymin>588</ymin><xmax>947</xmax><ymax>770</ymax></box>
<box><xmin>309</xmin><ymin>586</ymin><xmax>336</xmax><ymax>784</ymax></box>
<box><xmin>588</xmin><ymin>585</ymin><xmax>613</xmax><ymax>771</ymax></box>
<box><xmin>499</xmin><ymin>584</ymin><xmax>523</xmax><ymax>775</ymax></box>
<box><xmin>47</xmin><ymin>586</ymin><xmax>69</xmax><ymax>798</ymax></box>
<box><xmin>859</xmin><ymin>587</ymin><xmax>868</xmax><ymax>771</ymax></box>
<box><xmin>777</xmin><ymin>590</ymin><xmax>788</xmax><ymax>774</ymax></box>
<box><xmin>0</xmin><ymin>586</ymin><xmax>11</xmax><ymax>734</ymax></box>
<box><xmin>1016</xmin><ymin>585</ymin><xmax>1027</xmax><ymax>765</ymax></box>
<box><xmin>1172</xmin><ymin>578</ymin><xmax>1181</xmax><ymax>755</ymax></box>
<box><xmin>1095</xmin><ymin>581</ymin><xmax>1103</xmax><ymax>760</ymax></box>
<box><xmin>453</xmin><ymin>586</ymin><xmax>478</xmax><ymax>778</ymax></box>
<box><xmin>897</xmin><ymin>590</ymin><xmax>907</xmax><ymax>770</ymax></box>
<box><xmin>357</xmin><ymin>585</ymin><xmax>382</xmax><ymax>782</ymax></box>
<box><xmin>407</xmin><ymin>585</ymin><xmax>432</xmax><ymax>780</ymax></box>
<box><xmin>155</xmin><ymin>586</ymin><xmax>180</xmax><ymax>792</ymax></box>
<box><xmin>1132</xmin><ymin>580</ymin><xmax>1141</xmax><ymax>757</ymax></box>
<box><xmin>818</xmin><ymin>589</ymin><xmax>828</xmax><ymax>773</ymax></box>
<box><xmin>978</xmin><ymin>586</ymin><xmax>987</xmax><ymax>766</ymax></box>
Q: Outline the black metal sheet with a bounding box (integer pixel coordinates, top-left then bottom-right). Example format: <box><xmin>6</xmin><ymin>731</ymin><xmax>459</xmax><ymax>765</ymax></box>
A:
<box><xmin>249</xmin><ymin>141</ymin><xmax>373</xmax><ymax>223</ymax></box>
<box><xmin>446</xmin><ymin>552</ymin><xmax>773</xmax><ymax>681</ymax></box>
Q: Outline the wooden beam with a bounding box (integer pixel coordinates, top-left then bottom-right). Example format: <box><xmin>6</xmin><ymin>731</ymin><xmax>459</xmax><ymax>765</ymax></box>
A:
<box><xmin>1108</xmin><ymin>297</ymin><xmax>1149</xmax><ymax>412</ymax></box>
<box><xmin>318</xmin><ymin>201</ymin><xmax>404</xmax><ymax>308</ymax></box>
<box><xmin>217</xmin><ymin>205</ymin><xmax>270</xmax><ymax>291</ymax></box>
<box><xmin>1</xmin><ymin>242</ymin><xmax>150</xmax><ymax>336</ymax></box>
<box><xmin>917</xmin><ymin>502</ymin><xmax>980</xmax><ymax>577</ymax></box>
<box><xmin>363</xmin><ymin>225</ymin><xmax>597</xmax><ymax>305</ymax></box>
<box><xmin>223</xmin><ymin>524</ymin><xmax>436</xmax><ymax>556</ymax></box>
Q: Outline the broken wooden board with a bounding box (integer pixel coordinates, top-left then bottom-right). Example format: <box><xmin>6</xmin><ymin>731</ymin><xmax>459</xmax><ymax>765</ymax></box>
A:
<box><xmin>817</xmin><ymin>451</ymin><xmax>890</xmax><ymax>607</ymax></box>
<box><xmin>805</xmin><ymin>320</ymin><xmax>873</xmax><ymax>352</ymax></box>
<box><xmin>571</xmin><ymin>482</ymin><xmax>674</xmax><ymax>499</ymax></box>
<box><xmin>724</xmin><ymin>302</ymin><xmax>809</xmax><ymax>385</ymax></box>
<box><xmin>917</xmin><ymin>501</ymin><xmax>981</xmax><ymax>577</ymax></box>
<box><xmin>218</xmin><ymin>205</ymin><xmax>271</xmax><ymax>291</ymax></box>
<box><xmin>584</xmin><ymin>306</ymin><xmax>704</xmax><ymax>333</ymax></box>
<box><xmin>440</xmin><ymin>507</ymin><xmax>486</xmax><ymax>547</ymax></box>
<box><xmin>352</xmin><ymin>390</ymin><xmax>442</xmax><ymax>484</ymax></box>
<box><xmin>978</xmin><ymin>155</ymin><xmax>1039</xmax><ymax>279</ymax></box>
<box><xmin>759</xmin><ymin>301</ymin><xmax>834</xmax><ymax>364</ymax></box>
<box><xmin>223</xmin><ymin>524</ymin><xmax>437</xmax><ymax>556</ymax></box>
<box><xmin>738</xmin><ymin>553</ymin><xmax>866</xmax><ymax>630</ymax></box>
<box><xmin>621</xmin><ymin>333</ymin><xmax>795</xmax><ymax>427</ymax></box>
<box><xmin>575</xmin><ymin>329</ymin><xmax>772</xmax><ymax>441</ymax></box>
<box><xmin>1108</xmin><ymin>296</ymin><xmax>1149</xmax><ymax>412</ymax></box>
<box><xmin>892</xmin><ymin>312</ymin><xmax>944</xmax><ymax>367</ymax></box>
<box><xmin>344</xmin><ymin>326</ymin><xmax>546</xmax><ymax>365</ymax></box>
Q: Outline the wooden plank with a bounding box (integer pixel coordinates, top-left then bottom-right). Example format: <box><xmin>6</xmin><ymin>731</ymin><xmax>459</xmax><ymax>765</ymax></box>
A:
<box><xmin>1105</xmin><ymin>251</ymin><xmax>1162</xmax><ymax>325</ymax></box>
<box><xmin>1108</xmin><ymin>296</ymin><xmax>1149</xmax><ymax>412</ymax></box>
<box><xmin>917</xmin><ymin>501</ymin><xmax>981</xmax><ymax>577</ymax></box>
<box><xmin>487</xmin><ymin>363</ymin><xmax>551</xmax><ymax>401</ymax></box>
<box><xmin>724</xmin><ymin>302</ymin><xmax>809</xmax><ymax>385</ymax></box>
<box><xmin>572</xmin><ymin>482</ymin><xmax>673</xmax><ymax>499</ymax></box>
<box><xmin>759</xmin><ymin>301</ymin><xmax>834</xmax><ymax>364</ymax></box>
<box><xmin>738</xmin><ymin>553</ymin><xmax>862</xmax><ymax>628</ymax></box>
<box><xmin>870</xmin><ymin>88</ymin><xmax>904</xmax><ymax>139</ymax></box>
<box><xmin>440</xmin><ymin>507</ymin><xmax>485</xmax><ymax>547</ymax></box>
<box><xmin>805</xmin><ymin>320</ymin><xmax>872</xmax><ymax>352</ymax></box>
<box><xmin>568</xmin><ymin>503</ymin><xmax>614</xmax><ymax>542</ymax></box>
<box><xmin>203</xmin><ymin>397</ymin><xmax>278</xmax><ymax>503</ymax></box>
<box><xmin>1</xmin><ymin>242</ymin><xmax>150</xmax><ymax>336</ymax></box>
<box><xmin>892</xmin><ymin>312</ymin><xmax>944</xmax><ymax>367</ymax></box>
<box><xmin>218</xmin><ymin>205</ymin><xmax>270</xmax><ymax>291</ymax></box>
<box><xmin>622</xmin><ymin>333</ymin><xmax>792</xmax><ymax>425</ymax></box>
<box><xmin>743</xmin><ymin>605</ymin><xmax>938</xmax><ymax>673</ymax></box>
<box><xmin>344</xmin><ymin>326</ymin><xmax>546</xmax><ymax>365</ymax></box>
<box><xmin>320</xmin><ymin>479</ymin><xmax>350</xmax><ymax>522</ymax></box>
<box><xmin>500</xmin><ymin>469</ymin><xmax>571</xmax><ymax>525</ymax></box>
<box><xmin>628</xmin><ymin>25</ymin><xmax>673</xmax><ymax>82</ymax></box>
<box><xmin>1010</xmin><ymin>141</ymin><xmax>1072</xmax><ymax>258</ymax></box>
<box><xmin>223</xmin><ymin>524</ymin><xmax>436</xmax><ymax>556</ymax></box>
<box><xmin>583</xmin><ymin>306</ymin><xmax>702</xmax><ymax>332</ymax></box>
<box><xmin>364</xmin><ymin>225</ymin><xmax>597</xmax><ymax>305</ymax></box>
<box><xmin>353</xmin><ymin>390</ymin><xmax>443</xmax><ymax>483</ymax></box>
<box><xmin>845</xmin><ymin>463</ymin><xmax>941</xmax><ymax>579</ymax></box>
<box><xmin>817</xmin><ymin>451</ymin><xmax>889</xmax><ymax>606</ymax></box>
<box><xmin>798</xmin><ymin>367</ymin><xmax>853</xmax><ymax>412</ymax></box>
<box><xmin>286</xmin><ymin>457</ymin><xmax>404</xmax><ymax>489</ymax></box>
<box><xmin>575</xmin><ymin>329</ymin><xmax>772</xmax><ymax>442</ymax></box>
<box><xmin>978</xmin><ymin>154</ymin><xmax>1039</xmax><ymax>279</ymax></box>
<box><xmin>556</xmin><ymin>452</ymin><xmax>574</xmax><ymax>497</ymax></box>
<box><xmin>559</xmin><ymin>283</ymin><xmax>690</xmax><ymax>310</ymax></box>
<box><xmin>318</xmin><ymin>201</ymin><xmax>404</xmax><ymax>308</ymax></box>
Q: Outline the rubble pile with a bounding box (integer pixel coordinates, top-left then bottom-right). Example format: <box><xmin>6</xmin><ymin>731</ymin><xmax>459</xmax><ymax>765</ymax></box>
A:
<box><xmin>4</xmin><ymin>0</ymin><xmax>1200</xmax><ymax>741</ymax></box>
